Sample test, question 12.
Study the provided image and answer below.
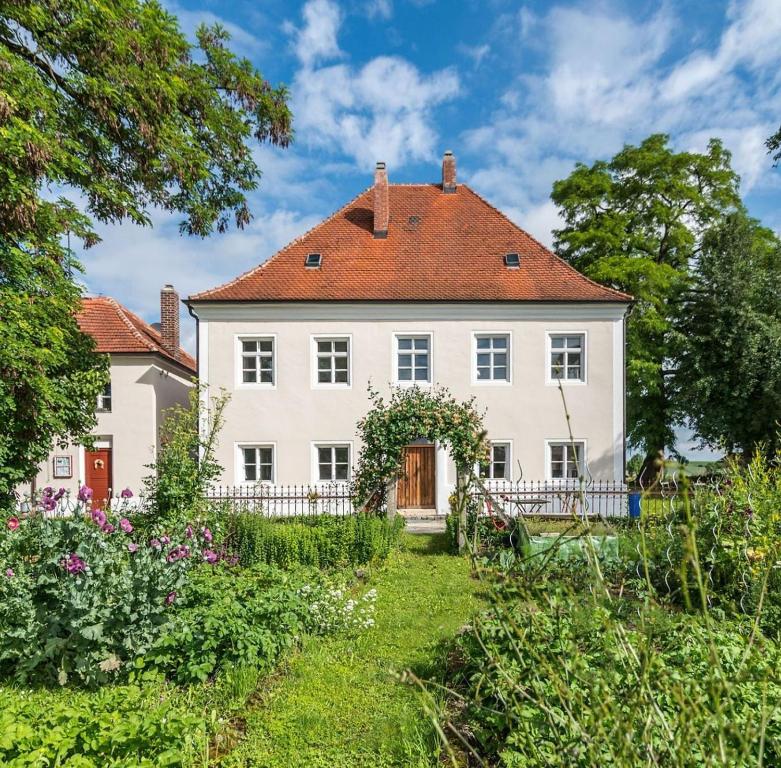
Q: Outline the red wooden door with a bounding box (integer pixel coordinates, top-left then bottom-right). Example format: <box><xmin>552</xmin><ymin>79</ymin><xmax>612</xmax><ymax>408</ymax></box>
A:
<box><xmin>397</xmin><ymin>446</ymin><xmax>436</xmax><ymax>509</ymax></box>
<box><xmin>85</xmin><ymin>448</ymin><xmax>112</xmax><ymax>507</ymax></box>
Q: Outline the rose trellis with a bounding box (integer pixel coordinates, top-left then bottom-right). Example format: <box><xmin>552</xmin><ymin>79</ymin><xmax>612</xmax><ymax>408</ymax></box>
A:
<box><xmin>353</xmin><ymin>385</ymin><xmax>487</xmax><ymax>531</ymax></box>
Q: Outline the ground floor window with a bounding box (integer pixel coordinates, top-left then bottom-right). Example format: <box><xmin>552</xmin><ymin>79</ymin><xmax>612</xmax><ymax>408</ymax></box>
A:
<box><xmin>242</xmin><ymin>445</ymin><xmax>274</xmax><ymax>483</ymax></box>
<box><xmin>316</xmin><ymin>444</ymin><xmax>351</xmax><ymax>482</ymax></box>
<box><xmin>548</xmin><ymin>441</ymin><xmax>585</xmax><ymax>480</ymax></box>
<box><xmin>479</xmin><ymin>442</ymin><xmax>511</xmax><ymax>480</ymax></box>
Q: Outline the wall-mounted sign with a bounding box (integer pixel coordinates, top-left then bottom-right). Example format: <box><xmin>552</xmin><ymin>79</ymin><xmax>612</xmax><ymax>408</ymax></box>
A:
<box><xmin>53</xmin><ymin>455</ymin><xmax>72</xmax><ymax>479</ymax></box>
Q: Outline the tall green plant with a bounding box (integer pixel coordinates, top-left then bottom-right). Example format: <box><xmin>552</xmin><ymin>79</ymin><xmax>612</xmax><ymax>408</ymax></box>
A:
<box><xmin>143</xmin><ymin>388</ymin><xmax>229</xmax><ymax>527</ymax></box>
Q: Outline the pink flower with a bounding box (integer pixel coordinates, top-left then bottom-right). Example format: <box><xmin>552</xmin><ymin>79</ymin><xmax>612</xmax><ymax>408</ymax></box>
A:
<box><xmin>202</xmin><ymin>527</ymin><xmax>213</xmax><ymax>542</ymax></box>
<box><xmin>128</xmin><ymin>542</ymin><xmax>138</xmax><ymax>554</ymax></box>
<box><xmin>165</xmin><ymin>591</ymin><xmax>177</xmax><ymax>605</ymax></box>
<box><xmin>160</xmin><ymin>535</ymin><xmax>170</xmax><ymax>545</ymax></box>
<box><xmin>102</xmin><ymin>523</ymin><xmax>115</xmax><ymax>534</ymax></box>
<box><xmin>63</xmin><ymin>553</ymin><xmax>86</xmax><ymax>575</ymax></box>
<box><xmin>119</xmin><ymin>518</ymin><xmax>133</xmax><ymax>534</ymax></box>
<box><xmin>5</xmin><ymin>569</ymin><xmax>13</xmax><ymax>578</ymax></box>
<box><xmin>203</xmin><ymin>549</ymin><xmax>218</xmax><ymax>564</ymax></box>
<box><xmin>77</xmin><ymin>486</ymin><xmax>93</xmax><ymax>503</ymax></box>
<box><xmin>185</xmin><ymin>525</ymin><xmax>194</xmax><ymax>539</ymax></box>
<box><xmin>120</xmin><ymin>488</ymin><xmax>133</xmax><ymax>499</ymax></box>
<box><xmin>7</xmin><ymin>517</ymin><xmax>19</xmax><ymax>531</ymax></box>
<box><xmin>91</xmin><ymin>508</ymin><xmax>107</xmax><ymax>527</ymax></box>
<box><xmin>149</xmin><ymin>538</ymin><xmax>162</xmax><ymax>550</ymax></box>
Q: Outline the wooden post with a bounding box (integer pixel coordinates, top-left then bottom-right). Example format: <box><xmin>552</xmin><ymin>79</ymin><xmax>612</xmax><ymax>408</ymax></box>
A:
<box><xmin>386</xmin><ymin>479</ymin><xmax>397</xmax><ymax>520</ymax></box>
<box><xmin>456</xmin><ymin>471</ymin><xmax>468</xmax><ymax>552</ymax></box>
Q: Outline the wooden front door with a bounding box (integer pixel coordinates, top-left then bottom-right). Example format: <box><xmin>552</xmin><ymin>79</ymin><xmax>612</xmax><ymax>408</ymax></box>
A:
<box><xmin>397</xmin><ymin>445</ymin><xmax>436</xmax><ymax>509</ymax></box>
<box><xmin>85</xmin><ymin>448</ymin><xmax>112</xmax><ymax>507</ymax></box>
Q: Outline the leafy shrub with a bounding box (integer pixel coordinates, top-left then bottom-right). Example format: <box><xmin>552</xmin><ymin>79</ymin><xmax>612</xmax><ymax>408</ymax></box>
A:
<box><xmin>228</xmin><ymin>513</ymin><xmax>404</xmax><ymax>569</ymax></box>
<box><xmin>0</xmin><ymin>683</ymin><xmax>205</xmax><ymax>767</ymax></box>
<box><xmin>0</xmin><ymin>500</ymin><xmax>211</xmax><ymax>687</ymax></box>
<box><xmin>446</xmin><ymin>578</ymin><xmax>781</xmax><ymax>767</ymax></box>
<box><xmin>145</xmin><ymin>564</ymin><xmax>377</xmax><ymax>684</ymax></box>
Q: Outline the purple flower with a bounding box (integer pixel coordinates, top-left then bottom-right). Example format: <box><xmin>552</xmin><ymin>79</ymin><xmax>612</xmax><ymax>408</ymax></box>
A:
<box><xmin>149</xmin><ymin>538</ymin><xmax>162</xmax><ymax>550</ymax></box>
<box><xmin>128</xmin><ymin>542</ymin><xmax>139</xmax><ymax>554</ymax></box>
<box><xmin>77</xmin><ymin>485</ymin><xmax>93</xmax><ymax>503</ymax></box>
<box><xmin>166</xmin><ymin>549</ymin><xmax>180</xmax><ymax>563</ymax></box>
<box><xmin>5</xmin><ymin>569</ymin><xmax>13</xmax><ymax>578</ymax></box>
<box><xmin>202</xmin><ymin>527</ymin><xmax>213</xmax><ymax>542</ymax></box>
<box><xmin>203</xmin><ymin>549</ymin><xmax>219</xmax><ymax>564</ymax></box>
<box><xmin>165</xmin><ymin>591</ymin><xmax>177</xmax><ymax>605</ymax></box>
<box><xmin>54</xmin><ymin>487</ymin><xmax>66</xmax><ymax>501</ymax></box>
<box><xmin>119</xmin><ymin>518</ymin><xmax>133</xmax><ymax>534</ymax></box>
<box><xmin>185</xmin><ymin>525</ymin><xmax>194</xmax><ymax>539</ymax></box>
<box><xmin>102</xmin><ymin>523</ymin><xmax>115</xmax><ymax>534</ymax></box>
<box><xmin>120</xmin><ymin>488</ymin><xmax>133</xmax><ymax>499</ymax></box>
<box><xmin>63</xmin><ymin>553</ymin><xmax>86</xmax><ymax>575</ymax></box>
<box><xmin>91</xmin><ymin>508</ymin><xmax>107</xmax><ymax>527</ymax></box>
<box><xmin>42</xmin><ymin>486</ymin><xmax>54</xmax><ymax>498</ymax></box>
<box><xmin>160</xmin><ymin>535</ymin><xmax>170</xmax><ymax>545</ymax></box>
<box><xmin>41</xmin><ymin>496</ymin><xmax>57</xmax><ymax>512</ymax></box>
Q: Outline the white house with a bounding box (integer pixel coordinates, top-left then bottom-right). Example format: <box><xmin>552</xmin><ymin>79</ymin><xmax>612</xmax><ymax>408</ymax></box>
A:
<box><xmin>187</xmin><ymin>152</ymin><xmax>631</xmax><ymax>515</ymax></box>
<box><xmin>20</xmin><ymin>287</ymin><xmax>196</xmax><ymax>505</ymax></box>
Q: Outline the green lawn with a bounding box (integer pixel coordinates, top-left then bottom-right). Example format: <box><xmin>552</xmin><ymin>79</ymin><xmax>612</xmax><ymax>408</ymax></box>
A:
<box><xmin>220</xmin><ymin>532</ymin><xmax>483</xmax><ymax>768</ymax></box>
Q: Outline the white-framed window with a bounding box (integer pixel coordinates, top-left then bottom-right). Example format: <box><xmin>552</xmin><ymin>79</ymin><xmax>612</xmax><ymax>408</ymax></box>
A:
<box><xmin>315</xmin><ymin>444</ymin><xmax>351</xmax><ymax>482</ymax></box>
<box><xmin>240</xmin><ymin>445</ymin><xmax>275</xmax><ymax>483</ymax></box>
<box><xmin>548</xmin><ymin>333</ymin><xmax>585</xmax><ymax>383</ymax></box>
<box><xmin>313</xmin><ymin>337</ymin><xmax>350</xmax><ymax>386</ymax></box>
<box><xmin>239</xmin><ymin>336</ymin><xmax>275</xmax><ymax>385</ymax></box>
<box><xmin>547</xmin><ymin>441</ymin><xmax>585</xmax><ymax>480</ymax></box>
<box><xmin>474</xmin><ymin>333</ymin><xmax>510</xmax><ymax>383</ymax></box>
<box><xmin>96</xmin><ymin>382</ymin><xmax>112</xmax><ymax>412</ymax></box>
<box><xmin>479</xmin><ymin>442</ymin><xmax>511</xmax><ymax>480</ymax></box>
<box><xmin>395</xmin><ymin>334</ymin><xmax>432</xmax><ymax>384</ymax></box>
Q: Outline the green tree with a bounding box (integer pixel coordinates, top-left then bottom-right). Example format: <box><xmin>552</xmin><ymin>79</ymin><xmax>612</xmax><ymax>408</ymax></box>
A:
<box><xmin>768</xmin><ymin>125</ymin><xmax>781</xmax><ymax>164</ymax></box>
<box><xmin>551</xmin><ymin>134</ymin><xmax>742</xmax><ymax>478</ymax></box>
<box><xmin>0</xmin><ymin>1</ymin><xmax>291</xmax><ymax>500</ymax></box>
<box><xmin>675</xmin><ymin>213</ymin><xmax>781</xmax><ymax>457</ymax></box>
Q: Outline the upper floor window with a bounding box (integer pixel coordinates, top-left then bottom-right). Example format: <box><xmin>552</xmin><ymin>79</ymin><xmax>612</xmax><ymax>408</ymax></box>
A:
<box><xmin>549</xmin><ymin>334</ymin><xmax>585</xmax><ymax>382</ymax></box>
<box><xmin>97</xmin><ymin>382</ymin><xmax>112</xmax><ymax>412</ymax></box>
<box><xmin>316</xmin><ymin>444</ymin><xmax>350</xmax><ymax>482</ymax></box>
<box><xmin>548</xmin><ymin>441</ymin><xmax>584</xmax><ymax>480</ymax></box>
<box><xmin>396</xmin><ymin>334</ymin><xmax>431</xmax><ymax>384</ymax></box>
<box><xmin>479</xmin><ymin>442</ymin><xmax>511</xmax><ymax>480</ymax></box>
<box><xmin>241</xmin><ymin>337</ymin><xmax>274</xmax><ymax>385</ymax></box>
<box><xmin>315</xmin><ymin>338</ymin><xmax>350</xmax><ymax>385</ymax></box>
<box><xmin>475</xmin><ymin>334</ymin><xmax>510</xmax><ymax>382</ymax></box>
<box><xmin>242</xmin><ymin>445</ymin><xmax>274</xmax><ymax>483</ymax></box>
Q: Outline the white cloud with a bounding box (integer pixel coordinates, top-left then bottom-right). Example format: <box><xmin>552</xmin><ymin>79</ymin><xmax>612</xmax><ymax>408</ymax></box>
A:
<box><xmin>285</xmin><ymin>0</ymin><xmax>344</xmax><ymax>68</ymax></box>
<box><xmin>459</xmin><ymin>43</ymin><xmax>490</xmax><ymax>68</ymax></box>
<box><xmin>365</xmin><ymin>0</ymin><xmax>393</xmax><ymax>20</ymax></box>
<box><xmin>288</xmin><ymin>0</ymin><xmax>460</xmax><ymax>169</ymax></box>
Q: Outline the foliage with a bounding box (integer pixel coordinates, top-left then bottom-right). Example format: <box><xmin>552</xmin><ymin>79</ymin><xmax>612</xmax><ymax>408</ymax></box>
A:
<box><xmin>228</xmin><ymin>513</ymin><xmax>405</xmax><ymax>569</ymax></box>
<box><xmin>446</xmin><ymin>579</ymin><xmax>781</xmax><ymax>767</ymax></box>
<box><xmin>551</xmin><ymin>134</ymin><xmax>742</xmax><ymax>475</ymax></box>
<box><xmin>0</xmin><ymin>497</ymin><xmax>208</xmax><ymax>687</ymax></box>
<box><xmin>675</xmin><ymin>213</ymin><xmax>781</xmax><ymax>456</ymax></box>
<box><xmin>143</xmin><ymin>387</ymin><xmax>229</xmax><ymax>529</ymax></box>
<box><xmin>354</xmin><ymin>385</ymin><xmax>486</xmax><ymax>509</ymax></box>
<box><xmin>0</xmin><ymin>683</ymin><xmax>206</xmax><ymax>767</ymax></box>
<box><xmin>768</xmin><ymin>124</ymin><xmax>781</xmax><ymax>164</ymax></box>
<box><xmin>144</xmin><ymin>563</ymin><xmax>371</xmax><ymax>685</ymax></box>
<box><xmin>0</xmin><ymin>1</ymin><xmax>291</xmax><ymax>499</ymax></box>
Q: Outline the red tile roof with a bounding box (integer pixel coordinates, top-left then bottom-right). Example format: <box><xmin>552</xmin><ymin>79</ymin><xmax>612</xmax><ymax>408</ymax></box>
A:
<box><xmin>77</xmin><ymin>297</ymin><xmax>196</xmax><ymax>373</ymax></box>
<box><xmin>190</xmin><ymin>183</ymin><xmax>630</xmax><ymax>303</ymax></box>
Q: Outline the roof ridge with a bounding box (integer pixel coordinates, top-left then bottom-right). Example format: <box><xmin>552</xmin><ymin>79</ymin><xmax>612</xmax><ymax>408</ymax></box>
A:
<box><xmin>189</xmin><ymin>185</ymin><xmax>374</xmax><ymax>301</ymax></box>
<box><xmin>106</xmin><ymin>297</ymin><xmax>158</xmax><ymax>353</ymax></box>
<box><xmin>459</xmin><ymin>184</ymin><xmax>632</xmax><ymax>302</ymax></box>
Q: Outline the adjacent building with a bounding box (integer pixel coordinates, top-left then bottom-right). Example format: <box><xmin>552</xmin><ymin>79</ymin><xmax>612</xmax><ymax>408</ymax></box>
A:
<box><xmin>187</xmin><ymin>152</ymin><xmax>630</xmax><ymax>514</ymax></box>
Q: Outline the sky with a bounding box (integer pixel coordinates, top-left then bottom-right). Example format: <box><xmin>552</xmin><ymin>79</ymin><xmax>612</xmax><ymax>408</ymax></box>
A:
<box><xmin>75</xmin><ymin>0</ymin><xmax>781</xmax><ymax>459</ymax></box>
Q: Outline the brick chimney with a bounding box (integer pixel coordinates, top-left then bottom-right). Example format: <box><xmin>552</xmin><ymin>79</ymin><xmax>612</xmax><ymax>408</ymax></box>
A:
<box><xmin>373</xmin><ymin>161</ymin><xmax>389</xmax><ymax>238</ymax></box>
<box><xmin>160</xmin><ymin>284</ymin><xmax>180</xmax><ymax>358</ymax></box>
<box><xmin>442</xmin><ymin>150</ymin><xmax>457</xmax><ymax>193</ymax></box>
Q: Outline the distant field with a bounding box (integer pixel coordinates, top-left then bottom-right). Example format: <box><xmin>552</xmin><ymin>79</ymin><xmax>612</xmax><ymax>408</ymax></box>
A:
<box><xmin>665</xmin><ymin>459</ymin><xmax>723</xmax><ymax>477</ymax></box>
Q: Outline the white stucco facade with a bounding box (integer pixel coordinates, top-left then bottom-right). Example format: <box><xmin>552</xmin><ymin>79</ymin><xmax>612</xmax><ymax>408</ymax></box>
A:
<box><xmin>192</xmin><ymin>301</ymin><xmax>627</xmax><ymax>514</ymax></box>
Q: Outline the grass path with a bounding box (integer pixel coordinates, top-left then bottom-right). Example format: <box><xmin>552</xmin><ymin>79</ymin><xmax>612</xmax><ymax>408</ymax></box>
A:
<box><xmin>220</xmin><ymin>532</ymin><xmax>482</xmax><ymax>768</ymax></box>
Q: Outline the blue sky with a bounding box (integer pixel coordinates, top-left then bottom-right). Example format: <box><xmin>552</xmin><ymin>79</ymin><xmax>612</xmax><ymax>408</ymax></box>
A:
<box><xmin>77</xmin><ymin>0</ymin><xmax>781</xmax><ymax>458</ymax></box>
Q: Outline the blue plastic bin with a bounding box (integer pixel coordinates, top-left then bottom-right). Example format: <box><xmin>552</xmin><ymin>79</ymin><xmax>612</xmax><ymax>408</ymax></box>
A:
<box><xmin>628</xmin><ymin>492</ymin><xmax>642</xmax><ymax>519</ymax></box>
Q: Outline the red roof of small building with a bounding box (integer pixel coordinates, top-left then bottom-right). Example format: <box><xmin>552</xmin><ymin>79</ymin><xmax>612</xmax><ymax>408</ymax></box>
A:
<box><xmin>190</xmin><ymin>183</ymin><xmax>630</xmax><ymax>304</ymax></box>
<box><xmin>77</xmin><ymin>297</ymin><xmax>196</xmax><ymax>373</ymax></box>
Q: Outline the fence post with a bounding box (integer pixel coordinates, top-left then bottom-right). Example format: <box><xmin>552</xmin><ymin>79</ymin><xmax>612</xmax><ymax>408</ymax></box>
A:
<box><xmin>386</xmin><ymin>479</ymin><xmax>397</xmax><ymax>520</ymax></box>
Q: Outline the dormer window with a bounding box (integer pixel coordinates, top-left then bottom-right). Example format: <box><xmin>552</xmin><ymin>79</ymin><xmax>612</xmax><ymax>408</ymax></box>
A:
<box><xmin>305</xmin><ymin>253</ymin><xmax>322</xmax><ymax>269</ymax></box>
<box><xmin>504</xmin><ymin>253</ymin><xmax>520</xmax><ymax>269</ymax></box>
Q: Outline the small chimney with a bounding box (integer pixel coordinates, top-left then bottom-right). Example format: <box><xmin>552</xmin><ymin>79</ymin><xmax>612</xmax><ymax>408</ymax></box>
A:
<box><xmin>373</xmin><ymin>161</ymin><xmax>389</xmax><ymax>239</ymax></box>
<box><xmin>442</xmin><ymin>150</ymin><xmax>457</xmax><ymax>193</ymax></box>
<box><xmin>160</xmin><ymin>284</ymin><xmax>180</xmax><ymax>358</ymax></box>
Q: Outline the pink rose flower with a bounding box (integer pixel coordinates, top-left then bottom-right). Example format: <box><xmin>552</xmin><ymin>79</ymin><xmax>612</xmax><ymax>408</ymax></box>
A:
<box><xmin>7</xmin><ymin>517</ymin><xmax>19</xmax><ymax>531</ymax></box>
